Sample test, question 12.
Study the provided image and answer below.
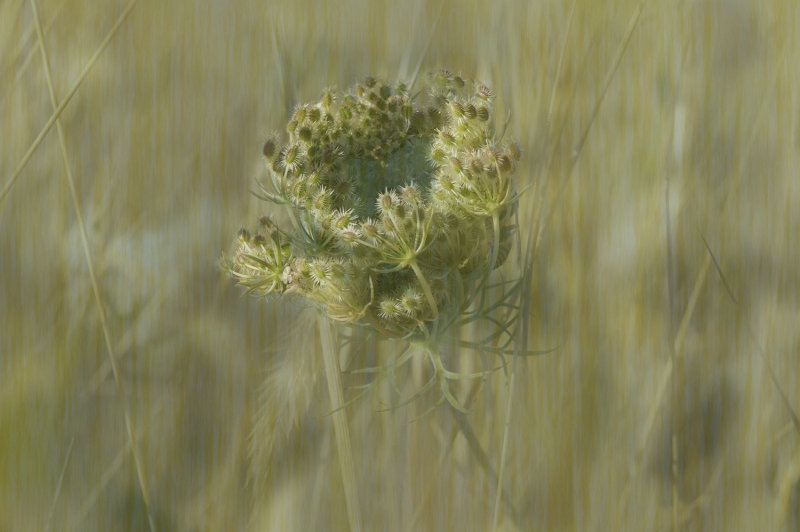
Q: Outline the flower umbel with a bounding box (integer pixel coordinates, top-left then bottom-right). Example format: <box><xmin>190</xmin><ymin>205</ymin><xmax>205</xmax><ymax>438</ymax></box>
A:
<box><xmin>226</xmin><ymin>72</ymin><xmax>523</xmax><ymax>409</ymax></box>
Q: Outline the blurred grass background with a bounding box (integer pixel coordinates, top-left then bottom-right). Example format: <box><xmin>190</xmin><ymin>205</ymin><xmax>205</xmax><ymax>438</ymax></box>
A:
<box><xmin>1</xmin><ymin>0</ymin><xmax>799</xmax><ymax>530</ymax></box>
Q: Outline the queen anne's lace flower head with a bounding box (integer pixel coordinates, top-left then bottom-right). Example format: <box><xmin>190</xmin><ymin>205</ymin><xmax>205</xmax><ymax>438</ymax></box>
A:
<box><xmin>228</xmin><ymin>71</ymin><xmax>520</xmax><ymax>340</ymax></box>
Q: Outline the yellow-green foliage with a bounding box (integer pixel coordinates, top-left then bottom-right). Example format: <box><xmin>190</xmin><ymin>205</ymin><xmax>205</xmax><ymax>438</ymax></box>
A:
<box><xmin>1</xmin><ymin>0</ymin><xmax>799</xmax><ymax>531</ymax></box>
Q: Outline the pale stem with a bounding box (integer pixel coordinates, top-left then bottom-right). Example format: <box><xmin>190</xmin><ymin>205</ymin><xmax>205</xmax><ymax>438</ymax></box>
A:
<box><xmin>490</xmin><ymin>211</ymin><xmax>501</xmax><ymax>271</ymax></box>
<box><xmin>318</xmin><ymin>313</ymin><xmax>363</xmax><ymax>532</ymax></box>
<box><xmin>409</xmin><ymin>259</ymin><xmax>439</xmax><ymax>320</ymax></box>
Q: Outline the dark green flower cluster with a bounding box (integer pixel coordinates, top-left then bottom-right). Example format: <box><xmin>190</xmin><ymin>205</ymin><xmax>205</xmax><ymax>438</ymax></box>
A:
<box><xmin>229</xmin><ymin>71</ymin><xmax>520</xmax><ymax>339</ymax></box>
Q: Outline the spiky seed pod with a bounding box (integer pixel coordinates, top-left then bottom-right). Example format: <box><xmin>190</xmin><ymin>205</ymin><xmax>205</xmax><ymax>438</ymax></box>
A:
<box><xmin>298</xmin><ymin>126</ymin><xmax>313</xmax><ymax>143</ymax></box>
<box><xmin>476</xmin><ymin>84</ymin><xmax>493</xmax><ymax>101</ymax></box>
<box><xmin>469</xmin><ymin>157</ymin><xmax>483</xmax><ymax>175</ymax></box>
<box><xmin>361</xmin><ymin>220</ymin><xmax>380</xmax><ymax>239</ymax></box>
<box><xmin>339</xmin><ymin>226</ymin><xmax>360</xmax><ymax>245</ymax></box>
<box><xmin>333</xmin><ymin>209</ymin><xmax>354</xmax><ymax>230</ymax></box>
<box><xmin>439</xmin><ymin>131</ymin><xmax>456</xmax><ymax>147</ymax></box>
<box><xmin>377</xmin><ymin>191</ymin><xmax>395</xmax><ymax>215</ymax></box>
<box><xmin>262</xmin><ymin>138</ymin><xmax>278</xmax><ymax>161</ymax></box>
<box><xmin>497</xmin><ymin>154</ymin><xmax>513</xmax><ymax>173</ymax></box>
<box><xmin>309</xmin><ymin>260</ymin><xmax>329</xmax><ymax>286</ymax></box>
<box><xmin>399</xmin><ymin>184</ymin><xmax>421</xmax><ymax>206</ymax></box>
<box><xmin>321</xmin><ymin>88</ymin><xmax>335</xmax><ymax>109</ymax></box>
<box><xmin>282</xmin><ymin>145</ymin><xmax>303</xmax><ymax>174</ymax></box>
<box><xmin>311</xmin><ymin>187</ymin><xmax>333</xmax><ymax>213</ymax></box>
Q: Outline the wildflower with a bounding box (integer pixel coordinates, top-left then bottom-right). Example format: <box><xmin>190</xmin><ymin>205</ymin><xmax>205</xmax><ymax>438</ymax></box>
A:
<box><xmin>226</xmin><ymin>73</ymin><xmax>523</xmax><ymax>409</ymax></box>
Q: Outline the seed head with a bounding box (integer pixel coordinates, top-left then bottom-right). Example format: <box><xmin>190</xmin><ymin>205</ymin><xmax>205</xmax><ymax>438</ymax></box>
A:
<box><xmin>228</xmin><ymin>73</ymin><xmax>521</xmax><ymax>341</ymax></box>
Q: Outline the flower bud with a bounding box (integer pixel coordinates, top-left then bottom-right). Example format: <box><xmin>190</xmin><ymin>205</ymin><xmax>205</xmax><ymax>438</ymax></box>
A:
<box><xmin>284</xmin><ymin>145</ymin><xmax>298</xmax><ymax>165</ymax></box>
<box><xmin>334</xmin><ymin>210</ymin><xmax>353</xmax><ymax>229</ymax></box>
<box><xmin>262</xmin><ymin>139</ymin><xmax>277</xmax><ymax>160</ymax></box>
<box><xmin>430</xmin><ymin>148</ymin><xmax>447</xmax><ymax>165</ymax></box>
<box><xmin>427</xmin><ymin>107</ymin><xmax>442</xmax><ymax>122</ymax></box>
<box><xmin>439</xmin><ymin>132</ymin><xmax>456</xmax><ymax>147</ymax></box>
<box><xmin>465</xmin><ymin>104</ymin><xmax>477</xmax><ymax>119</ymax></box>
<box><xmin>410</xmin><ymin>110</ymin><xmax>426</xmax><ymax>132</ymax></box>
<box><xmin>400</xmin><ymin>184</ymin><xmax>420</xmax><ymax>205</ymax></box>
<box><xmin>377</xmin><ymin>191</ymin><xmax>395</xmax><ymax>214</ymax></box>
<box><xmin>470</xmin><ymin>158</ymin><xmax>483</xmax><ymax>175</ymax></box>
<box><xmin>399</xmin><ymin>290</ymin><xmax>423</xmax><ymax>317</ymax></box>
<box><xmin>292</xmin><ymin>107</ymin><xmax>306</xmax><ymax>122</ymax></box>
<box><xmin>436</xmin><ymin>69</ymin><xmax>452</xmax><ymax>86</ymax></box>
<box><xmin>476</xmin><ymin>84</ymin><xmax>493</xmax><ymax>101</ymax></box>
<box><xmin>312</xmin><ymin>188</ymin><xmax>332</xmax><ymax>212</ymax></box>
<box><xmin>339</xmin><ymin>229</ymin><xmax>358</xmax><ymax>243</ymax></box>
<box><xmin>438</xmin><ymin>175</ymin><xmax>455</xmax><ymax>191</ymax></box>
<box><xmin>288</xmin><ymin>178</ymin><xmax>308</xmax><ymax>199</ymax></box>
<box><xmin>497</xmin><ymin>154</ymin><xmax>513</xmax><ymax>173</ymax></box>
<box><xmin>392</xmin><ymin>203</ymin><xmax>406</xmax><ymax>220</ymax></box>
<box><xmin>379</xmin><ymin>298</ymin><xmax>402</xmax><ymax>320</ymax></box>
<box><xmin>309</xmin><ymin>261</ymin><xmax>329</xmax><ymax>286</ymax></box>
<box><xmin>329</xmin><ymin>261</ymin><xmax>345</xmax><ymax>277</ymax></box>
<box><xmin>361</xmin><ymin>220</ymin><xmax>380</xmax><ymax>238</ymax></box>
<box><xmin>382</xmin><ymin>215</ymin><xmax>397</xmax><ymax>234</ymax></box>
<box><xmin>321</xmin><ymin>89</ymin><xmax>334</xmax><ymax>109</ymax></box>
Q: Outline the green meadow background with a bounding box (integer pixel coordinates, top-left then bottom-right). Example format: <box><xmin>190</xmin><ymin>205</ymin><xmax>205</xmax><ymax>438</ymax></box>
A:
<box><xmin>2</xmin><ymin>0</ymin><xmax>799</xmax><ymax>530</ymax></box>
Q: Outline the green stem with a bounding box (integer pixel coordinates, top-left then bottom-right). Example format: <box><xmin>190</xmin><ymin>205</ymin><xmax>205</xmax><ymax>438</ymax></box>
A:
<box><xmin>490</xmin><ymin>211</ymin><xmax>501</xmax><ymax>272</ymax></box>
<box><xmin>318</xmin><ymin>314</ymin><xmax>363</xmax><ymax>532</ymax></box>
<box><xmin>409</xmin><ymin>259</ymin><xmax>439</xmax><ymax>320</ymax></box>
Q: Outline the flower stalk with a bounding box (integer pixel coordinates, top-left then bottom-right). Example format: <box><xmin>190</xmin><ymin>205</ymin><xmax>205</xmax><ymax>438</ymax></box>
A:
<box><xmin>226</xmin><ymin>69</ymin><xmax>524</xmax><ymax>410</ymax></box>
<box><xmin>226</xmin><ymin>72</ymin><xmax>527</xmax><ymax>530</ymax></box>
<box><xmin>318</xmin><ymin>313</ymin><xmax>363</xmax><ymax>532</ymax></box>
